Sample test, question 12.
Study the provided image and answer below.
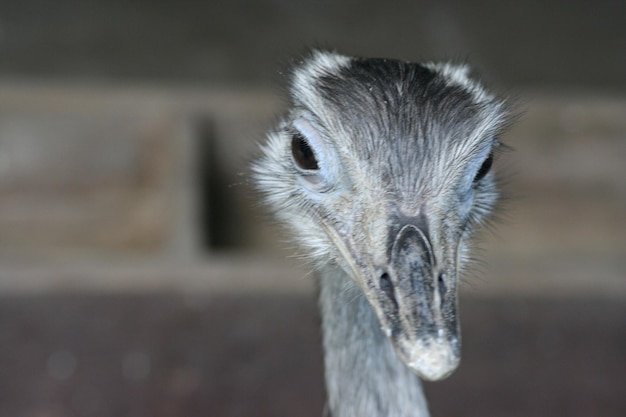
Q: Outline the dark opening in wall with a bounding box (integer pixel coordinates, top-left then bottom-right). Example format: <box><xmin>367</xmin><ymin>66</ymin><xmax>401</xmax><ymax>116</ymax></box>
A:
<box><xmin>196</xmin><ymin>118</ymin><xmax>245</xmax><ymax>251</ymax></box>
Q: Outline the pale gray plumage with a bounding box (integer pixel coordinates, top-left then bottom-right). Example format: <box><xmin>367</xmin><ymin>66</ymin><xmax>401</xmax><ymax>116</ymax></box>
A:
<box><xmin>253</xmin><ymin>50</ymin><xmax>511</xmax><ymax>417</ymax></box>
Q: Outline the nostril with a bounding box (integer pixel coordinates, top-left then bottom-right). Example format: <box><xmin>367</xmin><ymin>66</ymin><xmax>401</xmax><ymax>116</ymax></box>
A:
<box><xmin>380</xmin><ymin>272</ymin><xmax>392</xmax><ymax>292</ymax></box>
<box><xmin>438</xmin><ymin>272</ymin><xmax>447</xmax><ymax>298</ymax></box>
<box><xmin>380</xmin><ymin>272</ymin><xmax>397</xmax><ymax>306</ymax></box>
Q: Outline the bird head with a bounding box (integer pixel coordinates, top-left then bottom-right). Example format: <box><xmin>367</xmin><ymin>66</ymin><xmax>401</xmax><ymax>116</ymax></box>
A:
<box><xmin>254</xmin><ymin>50</ymin><xmax>510</xmax><ymax>381</ymax></box>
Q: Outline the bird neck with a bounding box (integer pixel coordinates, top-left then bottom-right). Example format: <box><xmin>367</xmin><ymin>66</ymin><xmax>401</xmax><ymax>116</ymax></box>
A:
<box><xmin>318</xmin><ymin>264</ymin><xmax>430</xmax><ymax>417</ymax></box>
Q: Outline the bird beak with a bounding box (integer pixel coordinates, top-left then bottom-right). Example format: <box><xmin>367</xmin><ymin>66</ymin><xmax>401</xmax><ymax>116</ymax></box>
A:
<box><xmin>368</xmin><ymin>219</ymin><xmax>461</xmax><ymax>381</ymax></box>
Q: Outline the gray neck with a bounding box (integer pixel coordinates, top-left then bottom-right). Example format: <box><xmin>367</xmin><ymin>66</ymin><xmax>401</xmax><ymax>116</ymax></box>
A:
<box><xmin>318</xmin><ymin>264</ymin><xmax>430</xmax><ymax>417</ymax></box>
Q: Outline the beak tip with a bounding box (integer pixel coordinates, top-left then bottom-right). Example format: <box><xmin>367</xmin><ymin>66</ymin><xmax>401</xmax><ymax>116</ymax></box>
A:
<box><xmin>399</xmin><ymin>337</ymin><xmax>461</xmax><ymax>381</ymax></box>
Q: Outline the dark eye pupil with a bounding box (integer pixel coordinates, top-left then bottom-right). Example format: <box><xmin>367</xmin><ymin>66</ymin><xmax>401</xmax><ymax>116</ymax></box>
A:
<box><xmin>291</xmin><ymin>132</ymin><xmax>319</xmax><ymax>170</ymax></box>
<box><xmin>473</xmin><ymin>153</ymin><xmax>493</xmax><ymax>184</ymax></box>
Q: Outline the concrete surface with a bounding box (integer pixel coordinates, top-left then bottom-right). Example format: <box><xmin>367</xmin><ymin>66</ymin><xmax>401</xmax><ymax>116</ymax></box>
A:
<box><xmin>1</xmin><ymin>293</ymin><xmax>624</xmax><ymax>417</ymax></box>
<box><xmin>0</xmin><ymin>1</ymin><xmax>624</xmax><ymax>92</ymax></box>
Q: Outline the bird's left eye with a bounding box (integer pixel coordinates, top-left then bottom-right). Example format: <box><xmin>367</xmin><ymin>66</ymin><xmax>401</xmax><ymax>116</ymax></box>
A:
<box><xmin>291</xmin><ymin>131</ymin><xmax>319</xmax><ymax>170</ymax></box>
<box><xmin>473</xmin><ymin>152</ymin><xmax>493</xmax><ymax>184</ymax></box>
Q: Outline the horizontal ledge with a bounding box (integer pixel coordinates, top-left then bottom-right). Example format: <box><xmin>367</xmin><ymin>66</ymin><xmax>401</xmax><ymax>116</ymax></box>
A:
<box><xmin>0</xmin><ymin>254</ymin><xmax>623</xmax><ymax>299</ymax></box>
<box><xmin>0</xmin><ymin>255</ymin><xmax>315</xmax><ymax>296</ymax></box>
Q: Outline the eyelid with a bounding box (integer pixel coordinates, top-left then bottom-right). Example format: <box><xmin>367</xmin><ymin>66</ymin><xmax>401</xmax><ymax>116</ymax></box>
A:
<box><xmin>473</xmin><ymin>152</ymin><xmax>493</xmax><ymax>184</ymax></box>
<box><xmin>287</xmin><ymin>117</ymin><xmax>332</xmax><ymax>193</ymax></box>
<box><xmin>293</xmin><ymin>116</ymin><xmax>327</xmax><ymax>143</ymax></box>
<box><xmin>291</xmin><ymin>130</ymin><xmax>319</xmax><ymax>171</ymax></box>
<box><xmin>290</xmin><ymin>117</ymin><xmax>340</xmax><ymax>194</ymax></box>
<box><xmin>459</xmin><ymin>141</ymin><xmax>496</xmax><ymax>196</ymax></box>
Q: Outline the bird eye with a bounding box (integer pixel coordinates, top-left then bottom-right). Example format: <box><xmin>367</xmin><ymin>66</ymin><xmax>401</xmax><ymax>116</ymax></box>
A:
<box><xmin>473</xmin><ymin>152</ymin><xmax>493</xmax><ymax>184</ymax></box>
<box><xmin>291</xmin><ymin>131</ymin><xmax>319</xmax><ymax>170</ymax></box>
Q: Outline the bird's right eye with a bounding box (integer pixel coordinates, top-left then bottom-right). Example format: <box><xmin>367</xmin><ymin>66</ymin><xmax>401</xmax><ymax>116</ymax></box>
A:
<box><xmin>472</xmin><ymin>152</ymin><xmax>493</xmax><ymax>185</ymax></box>
<box><xmin>291</xmin><ymin>132</ymin><xmax>319</xmax><ymax>170</ymax></box>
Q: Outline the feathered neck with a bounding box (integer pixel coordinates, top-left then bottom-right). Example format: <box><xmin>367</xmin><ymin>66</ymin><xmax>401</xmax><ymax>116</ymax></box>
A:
<box><xmin>317</xmin><ymin>264</ymin><xmax>430</xmax><ymax>417</ymax></box>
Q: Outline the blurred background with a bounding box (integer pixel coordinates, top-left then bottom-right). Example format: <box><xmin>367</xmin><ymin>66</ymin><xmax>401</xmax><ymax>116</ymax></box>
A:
<box><xmin>0</xmin><ymin>1</ymin><xmax>624</xmax><ymax>416</ymax></box>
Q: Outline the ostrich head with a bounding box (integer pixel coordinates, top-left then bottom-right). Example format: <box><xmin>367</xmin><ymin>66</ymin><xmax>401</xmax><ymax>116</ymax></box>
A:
<box><xmin>254</xmin><ymin>51</ymin><xmax>510</xmax><ymax>381</ymax></box>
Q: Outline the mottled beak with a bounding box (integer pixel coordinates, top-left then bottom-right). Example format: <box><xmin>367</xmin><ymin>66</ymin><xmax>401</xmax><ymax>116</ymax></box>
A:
<box><xmin>371</xmin><ymin>217</ymin><xmax>461</xmax><ymax>381</ymax></box>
